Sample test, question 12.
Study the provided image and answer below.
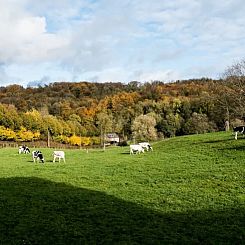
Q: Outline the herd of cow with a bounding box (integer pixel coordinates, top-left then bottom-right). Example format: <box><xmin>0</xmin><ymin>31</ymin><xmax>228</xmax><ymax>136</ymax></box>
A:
<box><xmin>18</xmin><ymin>145</ymin><xmax>66</xmax><ymax>163</ymax></box>
<box><xmin>16</xmin><ymin>127</ymin><xmax>245</xmax><ymax>160</ymax></box>
<box><xmin>18</xmin><ymin>142</ymin><xmax>152</xmax><ymax>163</ymax></box>
<box><xmin>14</xmin><ymin>127</ymin><xmax>245</xmax><ymax>164</ymax></box>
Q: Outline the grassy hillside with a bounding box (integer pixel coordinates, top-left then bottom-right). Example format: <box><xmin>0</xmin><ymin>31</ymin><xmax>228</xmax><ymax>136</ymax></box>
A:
<box><xmin>0</xmin><ymin>132</ymin><xmax>244</xmax><ymax>244</ymax></box>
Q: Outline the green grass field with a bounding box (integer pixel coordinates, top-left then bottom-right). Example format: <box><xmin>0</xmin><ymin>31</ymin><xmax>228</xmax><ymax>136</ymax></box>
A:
<box><xmin>0</xmin><ymin>132</ymin><xmax>244</xmax><ymax>244</ymax></box>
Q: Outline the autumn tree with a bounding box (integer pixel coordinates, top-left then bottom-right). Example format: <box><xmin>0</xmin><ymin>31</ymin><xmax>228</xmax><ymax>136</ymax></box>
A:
<box><xmin>0</xmin><ymin>104</ymin><xmax>23</xmax><ymax>130</ymax></box>
<box><xmin>22</xmin><ymin>109</ymin><xmax>43</xmax><ymax>131</ymax></box>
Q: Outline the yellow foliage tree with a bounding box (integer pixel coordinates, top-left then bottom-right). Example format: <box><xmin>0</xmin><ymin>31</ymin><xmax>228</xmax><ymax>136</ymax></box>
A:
<box><xmin>0</xmin><ymin>126</ymin><xmax>16</xmax><ymax>140</ymax></box>
<box><xmin>16</xmin><ymin>127</ymin><xmax>40</xmax><ymax>142</ymax></box>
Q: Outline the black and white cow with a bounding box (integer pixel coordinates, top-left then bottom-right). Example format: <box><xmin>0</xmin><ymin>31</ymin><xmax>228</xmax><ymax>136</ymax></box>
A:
<box><xmin>32</xmin><ymin>150</ymin><xmax>45</xmax><ymax>163</ymax></box>
<box><xmin>139</xmin><ymin>142</ymin><xmax>153</xmax><ymax>151</ymax></box>
<box><xmin>18</xmin><ymin>145</ymin><xmax>30</xmax><ymax>154</ymax></box>
<box><xmin>233</xmin><ymin>126</ymin><xmax>245</xmax><ymax>140</ymax></box>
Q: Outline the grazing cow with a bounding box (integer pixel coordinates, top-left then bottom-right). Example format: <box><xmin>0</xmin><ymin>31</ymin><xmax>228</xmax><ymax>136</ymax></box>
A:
<box><xmin>139</xmin><ymin>142</ymin><xmax>153</xmax><ymax>151</ymax></box>
<box><xmin>32</xmin><ymin>150</ymin><xmax>45</xmax><ymax>163</ymax></box>
<box><xmin>130</xmin><ymin>144</ymin><xmax>144</xmax><ymax>154</ymax></box>
<box><xmin>233</xmin><ymin>126</ymin><xmax>245</xmax><ymax>140</ymax></box>
<box><xmin>18</xmin><ymin>145</ymin><xmax>30</xmax><ymax>154</ymax></box>
<box><xmin>53</xmin><ymin>151</ymin><xmax>65</xmax><ymax>163</ymax></box>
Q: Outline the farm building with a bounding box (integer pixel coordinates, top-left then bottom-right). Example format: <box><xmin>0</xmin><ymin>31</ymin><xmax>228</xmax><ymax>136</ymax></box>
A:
<box><xmin>105</xmin><ymin>133</ymin><xmax>120</xmax><ymax>144</ymax></box>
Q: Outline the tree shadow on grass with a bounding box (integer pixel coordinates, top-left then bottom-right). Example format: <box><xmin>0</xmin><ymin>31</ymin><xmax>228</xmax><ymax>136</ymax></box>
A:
<box><xmin>196</xmin><ymin>138</ymin><xmax>235</xmax><ymax>144</ymax></box>
<box><xmin>222</xmin><ymin>145</ymin><xmax>245</xmax><ymax>151</ymax></box>
<box><xmin>0</xmin><ymin>177</ymin><xmax>244</xmax><ymax>245</ymax></box>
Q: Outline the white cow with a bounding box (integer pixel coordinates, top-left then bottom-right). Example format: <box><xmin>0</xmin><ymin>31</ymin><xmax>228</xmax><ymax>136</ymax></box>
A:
<box><xmin>139</xmin><ymin>142</ymin><xmax>153</xmax><ymax>151</ymax></box>
<box><xmin>53</xmin><ymin>151</ymin><xmax>65</xmax><ymax>163</ymax></box>
<box><xmin>130</xmin><ymin>144</ymin><xmax>144</xmax><ymax>154</ymax></box>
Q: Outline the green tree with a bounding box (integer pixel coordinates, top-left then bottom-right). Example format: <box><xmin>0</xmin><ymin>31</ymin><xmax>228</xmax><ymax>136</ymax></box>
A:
<box><xmin>183</xmin><ymin>112</ymin><xmax>216</xmax><ymax>135</ymax></box>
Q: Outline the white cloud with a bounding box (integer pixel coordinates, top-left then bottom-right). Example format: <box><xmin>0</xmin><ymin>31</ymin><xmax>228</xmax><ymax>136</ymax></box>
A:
<box><xmin>0</xmin><ymin>0</ymin><xmax>245</xmax><ymax>85</ymax></box>
<box><xmin>131</xmin><ymin>69</ymin><xmax>180</xmax><ymax>83</ymax></box>
<box><xmin>82</xmin><ymin>67</ymin><xmax>180</xmax><ymax>84</ymax></box>
<box><xmin>0</xmin><ymin>1</ymin><xmax>70</xmax><ymax>65</ymax></box>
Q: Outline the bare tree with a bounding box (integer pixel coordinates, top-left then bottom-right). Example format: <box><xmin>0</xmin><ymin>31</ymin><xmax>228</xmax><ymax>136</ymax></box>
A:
<box><xmin>222</xmin><ymin>59</ymin><xmax>245</xmax><ymax>120</ymax></box>
<box><xmin>210</xmin><ymin>59</ymin><xmax>245</xmax><ymax>129</ymax></box>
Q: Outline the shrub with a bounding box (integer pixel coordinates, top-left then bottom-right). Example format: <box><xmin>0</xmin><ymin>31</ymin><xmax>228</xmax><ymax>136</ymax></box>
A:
<box><xmin>69</xmin><ymin>135</ymin><xmax>82</xmax><ymax>146</ymax></box>
<box><xmin>118</xmin><ymin>140</ymin><xmax>128</xmax><ymax>146</ymax></box>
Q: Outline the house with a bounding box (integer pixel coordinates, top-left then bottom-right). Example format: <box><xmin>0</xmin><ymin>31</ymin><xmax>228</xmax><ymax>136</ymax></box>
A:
<box><xmin>105</xmin><ymin>133</ymin><xmax>120</xmax><ymax>144</ymax></box>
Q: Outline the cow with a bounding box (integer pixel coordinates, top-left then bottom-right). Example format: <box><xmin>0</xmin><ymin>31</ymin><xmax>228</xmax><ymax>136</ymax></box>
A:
<box><xmin>139</xmin><ymin>142</ymin><xmax>153</xmax><ymax>151</ymax></box>
<box><xmin>18</xmin><ymin>145</ymin><xmax>30</xmax><ymax>154</ymax></box>
<box><xmin>130</xmin><ymin>144</ymin><xmax>144</xmax><ymax>154</ymax></box>
<box><xmin>233</xmin><ymin>126</ymin><xmax>245</xmax><ymax>140</ymax></box>
<box><xmin>53</xmin><ymin>151</ymin><xmax>65</xmax><ymax>163</ymax></box>
<box><xmin>32</xmin><ymin>150</ymin><xmax>45</xmax><ymax>163</ymax></box>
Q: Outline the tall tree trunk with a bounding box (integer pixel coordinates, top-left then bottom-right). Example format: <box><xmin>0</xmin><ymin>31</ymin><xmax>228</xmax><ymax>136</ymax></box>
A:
<box><xmin>225</xmin><ymin>107</ymin><xmax>230</xmax><ymax>131</ymax></box>
<box><xmin>47</xmin><ymin>129</ymin><xmax>50</xmax><ymax>148</ymax></box>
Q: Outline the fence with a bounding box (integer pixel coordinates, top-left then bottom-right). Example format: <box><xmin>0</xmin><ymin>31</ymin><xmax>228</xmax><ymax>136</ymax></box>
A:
<box><xmin>0</xmin><ymin>142</ymin><xmax>19</xmax><ymax>148</ymax></box>
<box><xmin>0</xmin><ymin>141</ymin><xmax>81</xmax><ymax>149</ymax></box>
<box><xmin>0</xmin><ymin>141</ymin><xmax>104</xmax><ymax>150</ymax></box>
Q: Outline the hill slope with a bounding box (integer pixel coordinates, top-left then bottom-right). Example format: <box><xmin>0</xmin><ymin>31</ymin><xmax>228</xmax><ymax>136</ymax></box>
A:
<box><xmin>0</xmin><ymin>132</ymin><xmax>244</xmax><ymax>244</ymax></box>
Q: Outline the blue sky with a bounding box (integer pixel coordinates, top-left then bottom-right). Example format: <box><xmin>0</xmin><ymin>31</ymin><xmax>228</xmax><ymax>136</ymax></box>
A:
<box><xmin>0</xmin><ymin>0</ymin><xmax>244</xmax><ymax>86</ymax></box>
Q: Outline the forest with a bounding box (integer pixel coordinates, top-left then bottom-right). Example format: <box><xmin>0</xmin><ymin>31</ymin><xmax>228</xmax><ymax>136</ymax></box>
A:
<box><xmin>0</xmin><ymin>60</ymin><xmax>244</xmax><ymax>146</ymax></box>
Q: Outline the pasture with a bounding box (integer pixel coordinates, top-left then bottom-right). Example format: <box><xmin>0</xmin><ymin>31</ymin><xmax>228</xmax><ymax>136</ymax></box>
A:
<box><xmin>0</xmin><ymin>132</ymin><xmax>244</xmax><ymax>244</ymax></box>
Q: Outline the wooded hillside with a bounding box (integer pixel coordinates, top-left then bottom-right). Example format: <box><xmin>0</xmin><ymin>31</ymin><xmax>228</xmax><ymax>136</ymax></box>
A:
<box><xmin>0</xmin><ymin>76</ymin><xmax>243</xmax><ymax>145</ymax></box>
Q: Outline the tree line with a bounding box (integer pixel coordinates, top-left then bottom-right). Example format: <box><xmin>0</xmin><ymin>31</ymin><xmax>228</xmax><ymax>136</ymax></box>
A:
<box><xmin>0</xmin><ymin>60</ymin><xmax>244</xmax><ymax>145</ymax></box>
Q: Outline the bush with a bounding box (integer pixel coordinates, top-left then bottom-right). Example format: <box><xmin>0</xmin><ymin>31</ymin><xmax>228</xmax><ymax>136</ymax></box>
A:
<box><xmin>118</xmin><ymin>140</ymin><xmax>128</xmax><ymax>146</ymax></box>
<box><xmin>90</xmin><ymin>136</ymin><xmax>100</xmax><ymax>146</ymax></box>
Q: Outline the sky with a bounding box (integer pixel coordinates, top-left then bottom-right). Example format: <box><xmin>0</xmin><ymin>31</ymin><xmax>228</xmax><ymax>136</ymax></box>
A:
<box><xmin>0</xmin><ymin>0</ymin><xmax>244</xmax><ymax>87</ymax></box>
